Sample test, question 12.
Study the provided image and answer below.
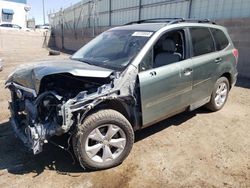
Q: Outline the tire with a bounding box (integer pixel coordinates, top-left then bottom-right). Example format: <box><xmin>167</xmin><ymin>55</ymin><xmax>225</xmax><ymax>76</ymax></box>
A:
<box><xmin>73</xmin><ymin>109</ymin><xmax>134</xmax><ymax>170</ymax></box>
<box><xmin>206</xmin><ymin>77</ymin><xmax>230</xmax><ymax>111</ymax></box>
<box><xmin>49</xmin><ymin>50</ymin><xmax>60</xmax><ymax>56</ymax></box>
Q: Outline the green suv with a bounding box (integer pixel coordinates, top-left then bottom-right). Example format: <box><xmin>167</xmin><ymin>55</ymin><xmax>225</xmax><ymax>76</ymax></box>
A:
<box><xmin>5</xmin><ymin>18</ymin><xmax>238</xmax><ymax>170</ymax></box>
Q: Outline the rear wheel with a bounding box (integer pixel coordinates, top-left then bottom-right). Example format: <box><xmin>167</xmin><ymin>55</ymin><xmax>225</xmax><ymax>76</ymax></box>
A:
<box><xmin>206</xmin><ymin>77</ymin><xmax>229</xmax><ymax>111</ymax></box>
<box><xmin>73</xmin><ymin>109</ymin><xmax>134</xmax><ymax>170</ymax></box>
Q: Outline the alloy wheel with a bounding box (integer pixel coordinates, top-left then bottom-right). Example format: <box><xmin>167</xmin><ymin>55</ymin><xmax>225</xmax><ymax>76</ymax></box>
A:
<box><xmin>85</xmin><ymin>124</ymin><xmax>126</xmax><ymax>163</ymax></box>
<box><xmin>214</xmin><ymin>82</ymin><xmax>228</xmax><ymax>107</ymax></box>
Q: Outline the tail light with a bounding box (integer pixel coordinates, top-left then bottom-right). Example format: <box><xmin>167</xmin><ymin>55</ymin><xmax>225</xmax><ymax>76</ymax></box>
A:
<box><xmin>232</xmin><ymin>49</ymin><xmax>239</xmax><ymax>64</ymax></box>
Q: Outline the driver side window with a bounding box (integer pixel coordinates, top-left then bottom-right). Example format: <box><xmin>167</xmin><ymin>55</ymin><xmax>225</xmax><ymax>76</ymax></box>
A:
<box><xmin>139</xmin><ymin>48</ymin><xmax>153</xmax><ymax>72</ymax></box>
<box><xmin>139</xmin><ymin>29</ymin><xmax>186</xmax><ymax>72</ymax></box>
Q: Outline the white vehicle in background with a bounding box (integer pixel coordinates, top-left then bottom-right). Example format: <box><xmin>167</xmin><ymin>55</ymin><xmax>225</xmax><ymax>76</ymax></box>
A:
<box><xmin>0</xmin><ymin>23</ymin><xmax>31</xmax><ymax>31</ymax></box>
<box><xmin>0</xmin><ymin>23</ymin><xmax>21</xmax><ymax>29</ymax></box>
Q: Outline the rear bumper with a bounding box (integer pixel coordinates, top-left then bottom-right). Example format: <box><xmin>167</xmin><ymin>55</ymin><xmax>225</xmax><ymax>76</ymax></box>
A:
<box><xmin>231</xmin><ymin>72</ymin><xmax>238</xmax><ymax>87</ymax></box>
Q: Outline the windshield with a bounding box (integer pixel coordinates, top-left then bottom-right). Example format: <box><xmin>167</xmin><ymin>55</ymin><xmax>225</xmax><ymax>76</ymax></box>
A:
<box><xmin>71</xmin><ymin>30</ymin><xmax>153</xmax><ymax>70</ymax></box>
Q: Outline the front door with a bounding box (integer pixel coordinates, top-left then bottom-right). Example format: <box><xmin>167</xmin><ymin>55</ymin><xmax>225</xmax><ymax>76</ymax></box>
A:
<box><xmin>138</xmin><ymin>29</ymin><xmax>193</xmax><ymax>127</ymax></box>
<box><xmin>139</xmin><ymin>60</ymin><xmax>192</xmax><ymax>126</ymax></box>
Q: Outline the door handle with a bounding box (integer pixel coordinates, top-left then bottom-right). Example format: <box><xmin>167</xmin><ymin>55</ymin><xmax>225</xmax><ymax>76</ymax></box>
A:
<box><xmin>183</xmin><ymin>68</ymin><xmax>193</xmax><ymax>76</ymax></box>
<box><xmin>215</xmin><ymin>58</ymin><xmax>222</xmax><ymax>63</ymax></box>
<box><xmin>150</xmin><ymin>71</ymin><xmax>157</xmax><ymax>77</ymax></box>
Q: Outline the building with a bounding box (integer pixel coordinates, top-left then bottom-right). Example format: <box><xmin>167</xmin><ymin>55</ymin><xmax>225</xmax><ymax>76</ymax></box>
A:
<box><xmin>0</xmin><ymin>0</ymin><xmax>30</xmax><ymax>28</ymax></box>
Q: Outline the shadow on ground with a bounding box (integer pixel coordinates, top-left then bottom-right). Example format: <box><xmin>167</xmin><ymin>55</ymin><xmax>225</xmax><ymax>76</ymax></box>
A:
<box><xmin>236</xmin><ymin>77</ymin><xmax>250</xmax><ymax>89</ymax></box>
<box><xmin>0</xmin><ymin>108</ymin><xmax>210</xmax><ymax>176</ymax></box>
<box><xmin>0</xmin><ymin>121</ymin><xmax>84</xmax><ymax>176</ymax></box>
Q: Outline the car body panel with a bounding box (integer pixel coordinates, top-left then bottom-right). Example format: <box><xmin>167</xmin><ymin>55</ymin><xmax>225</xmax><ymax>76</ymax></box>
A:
<box><xmin>215</xmin><ymin>49</ymin><xmax>238</xmax><ymax>87</ymax></box>
<box><xmin>190</xmin><ymin>52</ymin><xmax>220</xmax><ymax>103</ymax></box>
<box><xmin>139</xmin><ymin>59</ymin><xmax>192</xmax><ymax>126</ymax></box>
<box><xmin>190</xmin><ymin>38</ymin><xmax>237</xmax><ymax>104</ymax></box>
<box><xmin>6</xmin><ymin>59</ymin><xmax>113</xmax><ymax>94</ymax></box>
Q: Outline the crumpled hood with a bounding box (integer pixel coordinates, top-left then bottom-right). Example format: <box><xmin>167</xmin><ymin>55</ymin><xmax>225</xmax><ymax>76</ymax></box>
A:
<box><xmin>6</xmin><ymin>59</ymin><xmax>114</xmax><ymax>93</ymax></box>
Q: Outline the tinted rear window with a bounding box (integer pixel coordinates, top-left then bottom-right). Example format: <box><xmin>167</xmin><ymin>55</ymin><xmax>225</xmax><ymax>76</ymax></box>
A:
<box><xmin>190</xmin><ymin>28</ymin><xmax>215</xmax><ymax>56</ymax></box>
<box><xmin>211</xmin><ymin>28</ymin><xmax>229</xmax><ymax>51</ymax></box>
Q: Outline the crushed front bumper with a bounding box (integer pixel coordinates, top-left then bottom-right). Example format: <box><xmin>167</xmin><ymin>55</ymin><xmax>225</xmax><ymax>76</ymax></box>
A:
<box><xmin>6</xmin><ymin>80</ymin><xmax>118</xmax><ymax>155</ymax></box>
<box><xmin>9</xmin><ymin>101</ymin><xmax>59</xmax><ymax>154</ymax></box>
<box><xmin>6</xmin><ymin>83</ymin><xmax>68</xmax><ymax>154</ymax></box>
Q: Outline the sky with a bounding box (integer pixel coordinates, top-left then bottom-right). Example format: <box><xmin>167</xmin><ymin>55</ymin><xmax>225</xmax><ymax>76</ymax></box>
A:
<box><xmin>27</xmin><ymin>0</ymin><xmax>81</xmax><ymax>24</ymax></box>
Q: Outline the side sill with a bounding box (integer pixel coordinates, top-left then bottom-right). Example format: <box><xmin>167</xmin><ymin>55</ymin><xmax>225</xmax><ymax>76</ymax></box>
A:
<box><xmin>141</xmin><ymin>107</ymin><xmax>188</xmax><ymax>129</ymax></box>
<box><xmin>189</xmin><ymin>96</ymin><xmax>211</xmax><ymax>111</ymax></box>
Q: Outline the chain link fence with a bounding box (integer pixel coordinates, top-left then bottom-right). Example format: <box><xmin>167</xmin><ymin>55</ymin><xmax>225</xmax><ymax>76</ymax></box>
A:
<box><xmin>48</xmin><ymin>0</ymin><xmax>250</xmax><ymax>79</ymax></box>
<box><xmin>48</xmin><ymin>0</ymin><xmax>250</xmax><ymax>50</ymax></box>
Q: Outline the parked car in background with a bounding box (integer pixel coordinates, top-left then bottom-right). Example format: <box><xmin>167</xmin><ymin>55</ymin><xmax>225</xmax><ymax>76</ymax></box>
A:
<box><xmin>5</xmin><ymin>18</ymin><xmax>238</xmax><ymax>170</ymax></box>
<box><xmin>0</xmin><ymin>23</ymin><xmax>31</xmax><ymax>31</ymax></box>
<box><xmin>35</xmin><ymin>24</ymin><xmax>50</xmax><ymax>30</ymax></box>
<box><xmin>0</xmin><ymin>23</ymin><xmax>22</xmax><ymax>29</ymax></box>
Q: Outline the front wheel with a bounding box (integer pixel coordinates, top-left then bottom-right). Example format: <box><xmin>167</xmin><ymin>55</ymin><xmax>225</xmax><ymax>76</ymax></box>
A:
<box><xmin>206</xmin><ymin>77</ymin><xmax>230</xmax><ymax>111</ymax></box>
<box><xmin>73</xmin><ymin>109</ymin><xmax>134</xmax><ymax>170</ymax></box>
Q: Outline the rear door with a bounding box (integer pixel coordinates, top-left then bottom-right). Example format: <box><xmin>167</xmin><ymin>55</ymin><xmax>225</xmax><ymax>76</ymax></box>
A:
<box><xmin>188</xmin><ymin>27</ymin><xmax>221</xmax><ymax>104</ymax></box>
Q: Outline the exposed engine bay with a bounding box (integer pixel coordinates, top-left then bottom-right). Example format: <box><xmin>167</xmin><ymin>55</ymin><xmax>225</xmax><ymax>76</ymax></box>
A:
<box><xmin>6</xmin><ymin>62</ymin><xmax>139</xmax><ymax>155</ymax></box>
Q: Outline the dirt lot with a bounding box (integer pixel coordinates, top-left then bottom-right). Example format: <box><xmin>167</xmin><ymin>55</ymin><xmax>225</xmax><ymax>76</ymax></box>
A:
<box><xmin>0</xmin><ymin>47</ymin><xmax>249</xmax><ymax>188</ymax></box>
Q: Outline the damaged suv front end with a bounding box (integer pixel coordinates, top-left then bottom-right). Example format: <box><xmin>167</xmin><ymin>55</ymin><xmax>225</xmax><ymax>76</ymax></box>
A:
<box><xmin>6</xmin><ymin>60</ymin><xmax>118</xmax><ymax>154</ymax></box>
<box><xmin>5</xmin><ymin>28</ymin><xmax>149</xmax><ymax>156</ymax></box>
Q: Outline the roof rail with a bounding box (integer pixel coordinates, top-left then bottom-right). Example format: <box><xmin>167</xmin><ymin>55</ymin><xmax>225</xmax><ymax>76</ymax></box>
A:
<box><xmin>168</xmin><ymin>18</ymin><xmax>216</xmax><ymax>25</ymax></box>
<box><xmin>124</xmin><ymin>18</ymin><xmax>216</xmax><ymax>25</ymax></box>
<box><xmin>124</xmin><ymin>18</ymin><xmax>184</xmax><ymax>25</ymax></box>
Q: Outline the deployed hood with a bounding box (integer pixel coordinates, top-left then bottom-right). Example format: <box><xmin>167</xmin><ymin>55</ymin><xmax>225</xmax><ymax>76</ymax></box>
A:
<box><xmin>6</xmin><ymin>59</ymin><xmax>114</xmax><ymax>93</ymax></box>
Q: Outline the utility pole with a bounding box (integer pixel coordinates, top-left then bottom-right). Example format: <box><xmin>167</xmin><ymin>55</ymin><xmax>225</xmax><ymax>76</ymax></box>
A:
<box><xmin>42</xmin><ymin>0</ymin><xmax>45</xmax><ymax>24</ymax></box>
<box><xmin>90</xmin><ymin>0</ymin><xmax>99</xmax><ymax>37</ymax></box>
<box><xmin>138</xmin><ymin>0</ymin><xmax>142</xmax><ymax>21</ymax></box>
<box><xmin>188</xmin><ymin>0</ymin><xmax>193</xmax><ymax>18</ymax></box>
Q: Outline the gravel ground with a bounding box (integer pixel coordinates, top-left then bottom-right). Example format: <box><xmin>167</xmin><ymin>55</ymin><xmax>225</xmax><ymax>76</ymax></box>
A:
<box><xmin>0</xmin><ymin>47</ymin><xmax>249</xmax><ymax>188</ymax></box>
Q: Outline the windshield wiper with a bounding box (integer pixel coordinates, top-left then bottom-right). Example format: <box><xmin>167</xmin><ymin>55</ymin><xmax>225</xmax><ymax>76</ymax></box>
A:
<box><xmin>72</xmin><ymin>57</ymin><xmax>122</xmax><ymax>71</ymax></box>
<box><xmin>71</xmin><ymin>58</ymin><xmax>94</xmax><ymax>66</ymax></box>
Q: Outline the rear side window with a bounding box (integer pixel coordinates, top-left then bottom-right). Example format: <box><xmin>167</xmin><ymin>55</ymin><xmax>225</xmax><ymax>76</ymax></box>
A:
<box><xmin>211</xmin><ymin>28</ymin><xmax>229</xmax><ymax>51</ymax></box>
<box><xmin>190</xmin><ymin>28</ymin><xmax>215</xmax><ymax>56</ymax></box>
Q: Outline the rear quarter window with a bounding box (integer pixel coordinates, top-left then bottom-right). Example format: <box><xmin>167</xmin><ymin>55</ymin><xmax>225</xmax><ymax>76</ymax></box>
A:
<box><xmin>190</xmin><ymin>28</ymin><xmax>215</xmax><ymax>57</ymax></box>
<box><xmin>211</xmin><ymin>28</ymin><xmax>229</xmax><ymax>51</ymax></box>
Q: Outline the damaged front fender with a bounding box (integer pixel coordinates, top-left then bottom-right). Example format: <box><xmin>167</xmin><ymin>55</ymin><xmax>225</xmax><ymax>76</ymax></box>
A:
<box><xmin>7</xmin><ymin>65</ymin><xmax>139</xmax><ymax>155</ymax></box>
